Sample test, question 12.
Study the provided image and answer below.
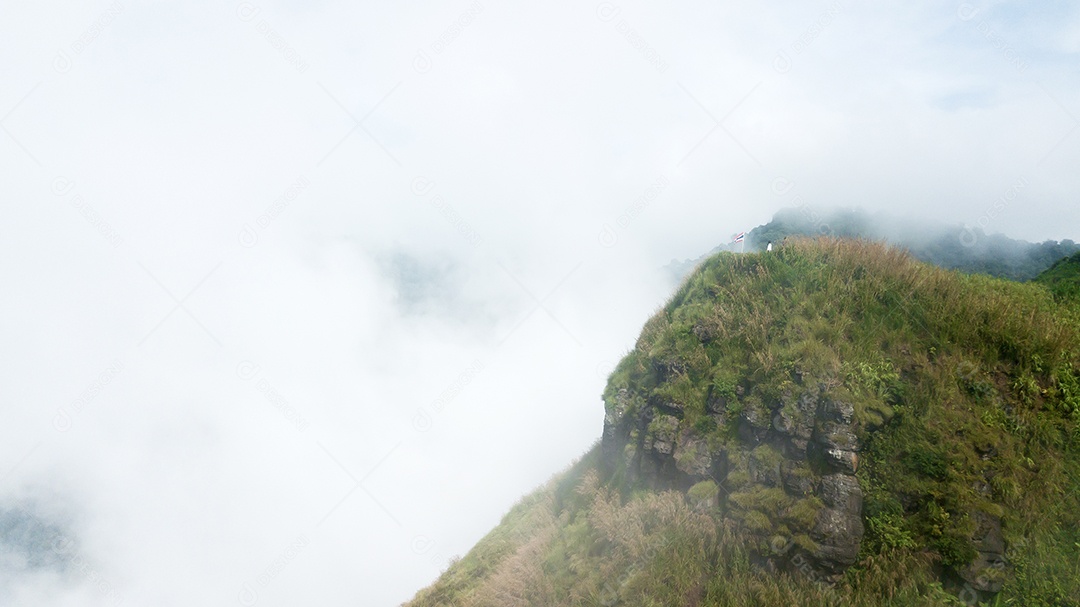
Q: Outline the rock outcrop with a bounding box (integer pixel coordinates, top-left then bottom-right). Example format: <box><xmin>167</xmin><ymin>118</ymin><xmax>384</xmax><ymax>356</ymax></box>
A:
<box><xmin>602</xmin><ymin>382</ymin><xmax>868</xmax><ymax>582</ymax></box>
<box><xmin>957</xmin><ymin>511</ymin><xmax>1008</xmax><ymax>593</ymax></box>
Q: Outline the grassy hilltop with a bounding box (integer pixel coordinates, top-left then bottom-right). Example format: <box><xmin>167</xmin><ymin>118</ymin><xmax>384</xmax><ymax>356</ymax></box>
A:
<box><xmin>1035</xmin><ymin>251</ymin><xmax>1080</xmax><ymax>303</ymax></box>
<box><xmin>668</xmin><ymin>208</ymin><xmax>1080</xmax><ymax>283</ymax></box>
<box><xmin>406</xmin><ymin>239</ymin><xmax>1080</xmax><ymax>607</ymax></box>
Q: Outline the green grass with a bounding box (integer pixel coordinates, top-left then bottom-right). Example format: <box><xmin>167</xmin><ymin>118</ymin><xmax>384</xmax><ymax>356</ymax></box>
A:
<box><xmin>1035</xmin><ymin>251</ymin><xmax>1080</xmax><ymax>303</ymax></box>
<box><xmin>406</xmin><ymin>239</ymin><xmax>1080</xmax><ymax>606</ymax></box>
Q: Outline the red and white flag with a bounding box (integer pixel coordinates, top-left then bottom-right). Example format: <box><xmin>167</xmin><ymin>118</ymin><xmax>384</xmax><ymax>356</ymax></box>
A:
<box><xmin>731</xmin><ymin>231</ymin><xmax>746</xmax><ymax>243</ymax></box>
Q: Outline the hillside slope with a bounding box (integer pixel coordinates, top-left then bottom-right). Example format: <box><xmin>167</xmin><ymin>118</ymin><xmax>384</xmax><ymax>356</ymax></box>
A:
<box><xmin>1036</xmin><ymin>251</ymin><xmax>1080</xmax><ymax>303</ymax></box>
<box><xmin>406</xmin><ymin>239</ymin><xmax>1080</xmax><ymax>607</ymax></box>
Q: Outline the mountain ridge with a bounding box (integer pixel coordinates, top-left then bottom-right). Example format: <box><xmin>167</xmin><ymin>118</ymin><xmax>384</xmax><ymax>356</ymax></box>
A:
<box><xmin>406</xmin><ymin>238</ymin><xmax>1080</xmax><ymax>607</ymax></box>
<box><xmin>668</xmin><ymin>208</ymin><xmax>1079</xmax><ymax>283</ymax></box>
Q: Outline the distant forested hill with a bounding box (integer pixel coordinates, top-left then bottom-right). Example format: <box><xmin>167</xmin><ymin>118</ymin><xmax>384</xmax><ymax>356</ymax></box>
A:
<box><xmin>669</xmin><ymin>208</ymin><xmax>1078</xmax><ymax>282</ymax></box>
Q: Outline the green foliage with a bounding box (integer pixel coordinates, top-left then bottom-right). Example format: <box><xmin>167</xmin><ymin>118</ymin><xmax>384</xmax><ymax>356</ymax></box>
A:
<box><xmin>785</xmin><ymin>497</ymin><xmax>825</xmax><ymax>529</ymax></box>
<box><xmin>1034</xmin><ymin>250</ymin><xmax>1080</xmax><ymax>302</ymax></box>
<box><xmin>860</xmin><ymin>480</ymin><xmax>917</xmax><ymax>554</ymax></box>
<box><xmin>750</xmin><ymin>443</ymin><xmax>785</xmax><ymax>472</ymax></box>
<box><xmin>844</xmin><ymin>358</ymin><xmax>901</xmax><ymax>401</ymax></box>
<box><xmin>712</xmin><ymin>374</ymin><xmax>739</xmax><ymax>400</ymax></box>
<box><xmin>694</xmin><ymin>415</ymin><xmax>718</xmax><ymax>434</ymax></box>
<box><xmin>689</xmin><ymin>480</ymin><xmax>719</xmax><ymax>504</ymax></box>
<box><xmin>741</xmin><ymin>509</ymin><xmax>773</xmax><ymax>532</ymax></box>
<box><xmin>409</xmin><ymin>239</ymin><xmax>1080</xmax><ymax>607</ymax></box>
<box><xmin>1052</xmin><ymin>363</ymin><xmax>1080</xmax><ymax>419</ymax></box>
<box><xmin>725</xmin><ymin>470</ymin><xmax>751</xmax><ymax>491</ymax></box>
<box><xmin>902</xmin><ymin>449</ymin><xmax>948</xmax><ymax>480</ymax></box>
<box><xmin>865</xmin><ymin>512</ymin><xmax>917</xmax><ymax>552</ymax></box>
<box><xmin>934</xmin><ymin>533</ymin><xmax>978</xmax><ymax>568</ymax></box>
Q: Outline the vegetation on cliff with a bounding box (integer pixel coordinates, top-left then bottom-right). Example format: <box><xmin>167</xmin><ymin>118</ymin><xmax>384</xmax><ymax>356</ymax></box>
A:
<box><xmin>407</xmin><ymin>239</ymin><xmax>1080</xmax><ymax>607</ymax></box>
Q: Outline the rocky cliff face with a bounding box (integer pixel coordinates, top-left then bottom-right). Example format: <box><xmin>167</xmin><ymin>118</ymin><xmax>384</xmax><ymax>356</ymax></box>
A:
<box><xmin>602</xmin><ymin>373</ymin><xmax>1014</xmax><ymax>595</ymax></box>
<box><xmin>603</xmin><ymin>380</ymin><xmax>868</xmax><ymax>583</ymax></box>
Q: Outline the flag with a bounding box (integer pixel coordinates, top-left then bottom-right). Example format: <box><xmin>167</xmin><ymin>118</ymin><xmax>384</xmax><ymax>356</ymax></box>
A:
<box><xmin>731</xmin><ymin>231</ymin><xmax>745</xmax><ymax>243</ymax></box>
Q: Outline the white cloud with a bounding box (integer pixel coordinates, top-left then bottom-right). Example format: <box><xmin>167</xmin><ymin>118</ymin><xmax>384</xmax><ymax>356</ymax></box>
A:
<box><xmin>1</xmin><ymin>0</ymin><xmax>1078</xmax><ymax>604</ymax></box>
